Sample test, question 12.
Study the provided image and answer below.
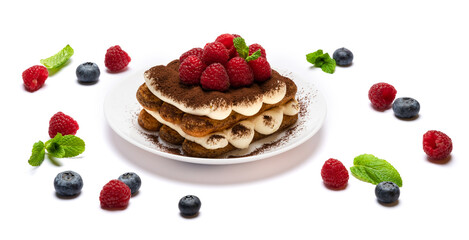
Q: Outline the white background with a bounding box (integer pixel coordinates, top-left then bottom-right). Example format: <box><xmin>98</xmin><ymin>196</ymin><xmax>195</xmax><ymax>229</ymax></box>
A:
<box><xmin>1</xmin><ymin>0</ymin><xmax>468</xmax><ymax>239</ymax></box>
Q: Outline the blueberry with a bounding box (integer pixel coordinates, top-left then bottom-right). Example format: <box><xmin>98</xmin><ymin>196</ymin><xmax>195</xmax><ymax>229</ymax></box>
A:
<box><xmin>179</xmin><ymin>195</ymin><xmax>201</xmax><ymax>217</ymax></box>
<box><xmin>76</xmin><ymin>62</ymin><xmax>100</xmax><ymax>84</ymax></box>
<box><xmin>375</xmin><ymin>181</ymin><xmax>400</xmax><ymax>203</ymax></box>
<box><xmin>54</xmin><ymin>170</ymin><xmax>83</xmax><ymax>196</ymax></box>
<box><xmin>118</xmin><ymin>172</ymin><xmax>141</xmax><ymax>195</ymax></box>
<box><xmin>392</xmin><ymin>97</ymin><xmax>420</xmax><ymax>119</ymax></box>
<box><xmin>333</xmin><ymin>47</ymin><xmax>354</xmax><ymax>66</ymax></box>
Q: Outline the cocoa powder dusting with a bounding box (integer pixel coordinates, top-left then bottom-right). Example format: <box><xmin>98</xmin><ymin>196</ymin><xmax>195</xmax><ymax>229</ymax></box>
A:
<box><xmin>231</xmin><ymin>124</ymin><xmax>251</xmax><ymax>137</ymax></box>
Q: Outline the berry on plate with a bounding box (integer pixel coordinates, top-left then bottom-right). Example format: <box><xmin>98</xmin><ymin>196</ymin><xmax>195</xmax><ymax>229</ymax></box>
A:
<box><xmin>179</xmin><ymin>55</ymin><xmax>206</xmax><ymax>85</ymax></box>
<box><xmin>118</xmin><ymin>172</ymin><xmax>141</xmax><ymax>195</ymax></box>
<box><xmin>321</xmin><ymin>158</ymin><xmax>349</xmax><ymax>189</ymax></box>
<box><xmin>76</xmin><ymin>62</ymin><xmax>100</xmax><ymax>84</ymax></box>
<box><xmin>215</xmin><ymin>33</ymin><xmax>235</xmax><ymax>49</ymax></box>
<box><xmin>368</xmin><ymin>82</ymin><xmax>397</xmax><ymax>110</ymax></box>
<box><xmin>375</xmin><ymin>181</ymin><xmax>400</xmax><ymax>203</ymax></box>
<box><xmin>225</xmin><ymin>57</ymin><xmax>254</xmax><ymax>88</ymax></box>
<box><xmin>54</xmin><ymin>170</ymin><xmax>83</xmax><ymax>196</ymax></box>
<box><xmin>179</xmin><ymin>195</ymin><xmax>201</xmax><ymax>217</ymax></box>
<box><xmin>104</xmin><ymin>45</ymin><xmax>131</xmax><ymax>72</ymax></box>
<box><xmin>392</xmin><ymin>97</ymin><xmax>420</xmax><ymax>119</ymax></box>
<box><xmin>333</xmin><ymin>47</ymin><xmax>353</xmax><ymax>66</ymax></box>
<box><xmin>248</xmin><ymin>43</ymin><xmax>266</xmax><ymax>59</ymax></box>
<box><xmin>22</xmin><ymin>65</ymin><xmax>49</xmax><ymax>92</ymax></box>
<box><xmin>200</xmin><ymin>63</ymin><xmax>230</xmax><ymax>91</ymax></box>
<box><xmin>202</xmin><ymin>42</ymin><xmax>229</xmax><ymax>65</ymax></box>
<box><xmin>248</xmin><ymin>57</ymin><xmax>271</xmax><ymax>82</ymax></box>
<box><xmin>180</xmin><ymin>47</ymin><xmax>204</xmax><ymax>63</ymax></box>
<box><xmin>48</xmin><ymin>112</ymin><xmax>79</xmax><ymax>138</ymax></box>
<box><xmin>99</xmin><ymin>179</ymin><xmax>131</xmax><ymax>209</ymax></box>
<box><xmin>423</xmin><ymin>130</ymin><xmax>452</xmax><ymax>160</ymax></box>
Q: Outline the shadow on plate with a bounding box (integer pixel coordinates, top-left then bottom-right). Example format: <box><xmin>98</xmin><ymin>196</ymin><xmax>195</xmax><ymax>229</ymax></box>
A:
<box><xmin>106</xmin><ymin>125</ymin><xmax>324</xmax><ymax>185</ymax></box>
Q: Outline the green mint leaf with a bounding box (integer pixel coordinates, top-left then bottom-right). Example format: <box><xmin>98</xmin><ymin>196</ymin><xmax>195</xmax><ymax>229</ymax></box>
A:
<box><xmin>306</xmin><ymin>50</ymin><xmax>324</xmax><ymax>64</ymax></box>
<box><xmin>59</xmin><ymin>135</ymin><xmax>85</xmax><ymax>157</ymax></box>
<box><xmin>40</xmin><ymin>44</ymin><xmax>74</xmax><ymax>69</ymax></box>
<box><xmin>233</xmin><ymin>37</ymin><xmax>249</xmax><ymax>59</ymax></box>
<box><xmin>246</xmin><ymin>49</ymin><xmax>261</xmax><ymax>62</ymax></box>
<box><xmin>28</xmin><ymin>141</ymin><xmax>46</xmax><ymax>166</ymax></box>
<box><xmin>320</xmin><ymin>54</ymin><xmax>336</xmax><ymax>74</ymax></box>
<box><xmin>306</xmin><ymin>50</ymin><xmax>336</xmax><ymax>74</ymax></box>
<box><xmin>45</xmin><ymin>133</ymin><xmax>66</xmax><ymax>158</ymax></box>
<box><xmin>350</xmin><ymin>154</ymin><xmax>403</xmax><ymax>187</ymax></box>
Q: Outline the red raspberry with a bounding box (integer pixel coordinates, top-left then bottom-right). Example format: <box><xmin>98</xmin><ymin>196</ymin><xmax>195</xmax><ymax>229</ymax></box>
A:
<box><xmin>104</xmin><ymin>45</ymin><xmax>131</xmax><ymax>72</ymax></box>
<box><xmin>202</xmin><ymin>42</ymin><xmax>229</xmax><ymax>65</ymax></box>
<box><xmin>368</xmin><ymin>82</ymin><xmax>397</xmax><ymax>110</ymax></box>
<box><xmin>99</xmin><ymin>180</ymin><xmax>131</xmax><ymax>209</ymax></box>
<box><xmin>48</xmin><ymin>112</ymin><xmax>79</xmax><ymax>138</ymax></box>
<box><xmin>249</xmin><ymin>43</ymin><xmax>266</xmax><ymax>58</ymax></box>
<box><xmin>215</xmin><ymin>33</ymin><xmax>235</xmax><ymax>49</ymax></box>
<box><xmin>22</xmin><ymin>65</ymin><xmax>48</xmax><ymax>92</ymax></box>
<box><xmin>225</xmin><ymin>57</ymin><xmax>254</xmax><ymax>88</ymax></box>
<box><xmin>248</xmin><ymin>57</ymin><xmax>272</xmax><ymax>82</ymax></box>
<box><xmin>321</xmin><ymin>158</ymin><xmax>349</xmax><ymax>189</ymax></box>
<box><xmin>200</xmin><ymin>63</ymin><xmax>230</xmax><ymax>91</ymax></box>
<box><xmin>423</xmin><ymin>130</ymin><xmax>453</xmax><ymax>160</ymax></box>
<box><xmin>179</xmin><ymin>55</ymin><xmax>206</xmax><ymax>85</ymax></box>
<box><xmin>179</xmin><ymin>47</ymin><xmax>204</xmax><ymax>63</ymax></box>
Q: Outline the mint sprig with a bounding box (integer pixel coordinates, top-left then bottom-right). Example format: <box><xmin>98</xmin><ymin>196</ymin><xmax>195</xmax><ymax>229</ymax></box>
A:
<box><xmin>28</xmin><ymin>133</ymin><xmax>85</xmax><ymax>167</ymax></box>
<box><xmin>306</xmin><ymin>49</ymin><xmax>336</xmax><ymax>74</ymax></box>
<box><xmin>233</xmin><ymin>37</ymin><xmax>261</xmax><ymax>62</ymax></box>
<box><xmin>40</xmin><ymin>44</ymin><xmax>74</xmax><ymax>70</ymax></box>
<box><xmin>350</xmin><ymin>154</ymin><xmax>403</xmax><ymax>187</ymax></box>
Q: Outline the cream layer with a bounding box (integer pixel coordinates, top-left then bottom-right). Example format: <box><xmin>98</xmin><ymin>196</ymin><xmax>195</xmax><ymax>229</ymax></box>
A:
<box><xmin>145</xmin><ymin>99</ymin><xmax>299</xmax><ymax>150</ymax></box>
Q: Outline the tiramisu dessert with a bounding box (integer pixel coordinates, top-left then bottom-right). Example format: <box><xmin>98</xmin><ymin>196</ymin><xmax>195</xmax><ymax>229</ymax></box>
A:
<box><xmin>136</xmin><ymin>34</ymin><xmax>299</xmax><ymax>158</ymax></box>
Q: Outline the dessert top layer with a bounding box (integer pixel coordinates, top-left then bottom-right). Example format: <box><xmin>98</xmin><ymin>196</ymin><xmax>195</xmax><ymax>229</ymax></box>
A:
<box><xmin>144</xmin><ymin>60</ymin><xmax>297</xmax><ymax>120</ymax></box>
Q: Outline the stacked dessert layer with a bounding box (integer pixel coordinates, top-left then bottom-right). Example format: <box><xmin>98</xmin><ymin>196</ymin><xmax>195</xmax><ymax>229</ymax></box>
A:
<box><xmin>137</xmin><ymin>60</ymin><xmax>299</xmax><ymax>158</ymax></box>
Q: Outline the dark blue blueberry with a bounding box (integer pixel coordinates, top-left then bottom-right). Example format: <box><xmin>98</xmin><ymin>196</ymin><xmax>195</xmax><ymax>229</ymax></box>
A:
<box><xmin>375</xmin><ymin>181</ymin><xmax>400</xmax><ymax>203</ymax></box>
<box><xmin>179</xmin><ymin>195</ymin><xmax>201</xmax><ymax>217</ymax></box>
<box><xmin>333</xmin><ymin>47</ymin><xmax>353</xmax><ymax>66</ymax></box>
<box><xmin>118</xmin><ymin>172</ymin><xmax>141</xmax><ymax>195</ymax></box>
<box><xmin>54</xmin><ymin>170</ymin><xmax>83</xmax><ymax>196</ymax></box>
<box><xmin>76</xmin><ymin>62</ymin><xmax>100</xmax><ymax>84</ymax></box>
<box><xmin>392</xmin><ymin>97</ymin><xmax>420</xmax><ymax>119</ymax></box>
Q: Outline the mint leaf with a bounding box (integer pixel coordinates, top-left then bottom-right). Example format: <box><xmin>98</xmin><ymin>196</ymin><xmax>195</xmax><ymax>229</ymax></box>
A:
<box><xmin>59</xmin><ymin>135</ymin><xmax>85</xmax><ymax>157</ymax></box>
<box><xmin>350</xmin><ymin>154</ymin><xmax>403</xmax><ymax>187</ymax></box>
<box><xmin>45</xmin><ymin>134</ymin><xmax>66</xmax><ymax>158</ymax></box>
<box><xmin>233</xmin><ymin>37</ymin><xmax>249</xmax><ymax>59</ymax></box>
<box><xmin>306</xmin><ymin>50</ymin><xmax>336</xmax><ymax>74</ymax></box>
<box><xmin>306</xmin><ymin>50</ymin><xmax>324</xmax><ymax>64</ymax></box>
<box><xmin>40</xmin><ymin>44</ymin><xmax>74</xmax><ymax>69</ymax></box>
<box><xmin>246</xmin><ymin>49</ymin><xmax>261</xmax><ymax>62</ymax></box>
<box><xmin>28</xmin><ymin>141</ymin><xmax>46</xmax><ymax>166</ymax></box>
<box><xmin>320</xmin><ymin>54</ymin><xmax>336</xmax><ymax>74</ymax></box>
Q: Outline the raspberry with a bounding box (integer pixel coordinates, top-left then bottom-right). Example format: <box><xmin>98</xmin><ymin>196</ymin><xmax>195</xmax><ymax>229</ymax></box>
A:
<box><xmin>423</xmin><ymin>130</ymin><xmax>453</xmax><ymax>160</ymax></box>
<box><xmin>48</xmin><ymin>112</ymin><xmax>79</xmax><ymax>138</ymax></box>
<box><xmin>368</xmin><ymin>82</ymin><xmax>397</xmax><ymax>110</ymax></box>
<box><xmin>225</xmin><ymin>57</ymin><xmax>254</xmax><ymax>88</ymax></box>
<box><xmin>249</xmin><ymin>43</ymin><xmax>266</xmax><ymax>58</ymax></box>
<box><xmin>215</xmin><ymin>33</ymin><xmax>235</xmax><ymax>49</ymax></box>
<box><xmin>200</xmin><ymin>63</ymin><xmax>230</xmax><ymax>91</ymax></box>
<box><xmin>321</xmin><ymin>158</ymin><xmax>349</xmax><ymax>189</ymax></box>
<box><xmin>179</xmin><ymin>47</ymin><xmax>204</xmax><ymax>63</ymax></box>
<box><xmin>104</xmin><ymin>45</ymin><xmax>131</xmax><ymax>72</ymax></box>
<box><xmin>179</xmin><ymin>55</ymin><xmax>206</xmax><ymax>85</ymax></box>
<box><xmin>248</xmin><ymin>57</ymin><xmax>271</xmax><ymax>82</ymax></box>
<box><xmin>22</xmin><ymin>65</ymin><xmax>48</xmax><ymax>92</ymax></box>
<box><xmin>99</xmin><ymin>179</ymin><xmax>131</xmax><ymax>209</ymax></box>
<box><xmin>202</xmin><ymin>42</ymin><xmax>229</xmax><ymax>65</ymax></box>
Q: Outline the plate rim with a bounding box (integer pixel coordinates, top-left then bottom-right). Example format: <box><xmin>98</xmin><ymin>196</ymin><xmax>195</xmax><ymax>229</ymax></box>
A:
<box><xmin>104</xmin><ymin>69</ymin><xmax>327</xmax><ymax>165</ymax></box>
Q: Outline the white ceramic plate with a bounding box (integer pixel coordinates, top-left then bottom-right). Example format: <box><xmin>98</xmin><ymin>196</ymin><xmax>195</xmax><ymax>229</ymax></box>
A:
<box><xmin>104</xmin><ymin>69</ymin><xmax>326</xmax><ymax>165</ymax></box>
